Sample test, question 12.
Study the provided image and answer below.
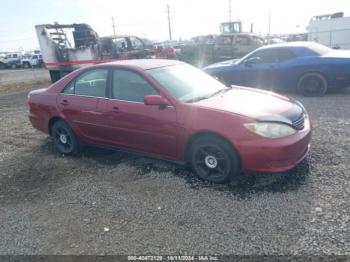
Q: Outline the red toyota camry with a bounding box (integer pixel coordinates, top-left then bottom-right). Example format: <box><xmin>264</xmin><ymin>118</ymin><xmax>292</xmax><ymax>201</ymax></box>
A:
<box><xmin>28</xmin><ymin>59</ymin><xmax>312</xmax><ymax>183</ymax></box>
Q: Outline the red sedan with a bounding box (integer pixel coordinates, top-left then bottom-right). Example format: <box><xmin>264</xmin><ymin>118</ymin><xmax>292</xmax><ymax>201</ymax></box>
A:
<box><xmin>28</xmin><ymin>59</ymin><xmax>312</xmax><ymax>183</ymax></box>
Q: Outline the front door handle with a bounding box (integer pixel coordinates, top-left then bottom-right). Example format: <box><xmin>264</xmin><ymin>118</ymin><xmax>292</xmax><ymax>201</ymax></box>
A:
<box><xmin>111</xmin><ymin>106</ymin><xmax>120</xmax><ymax>113</ymax></box>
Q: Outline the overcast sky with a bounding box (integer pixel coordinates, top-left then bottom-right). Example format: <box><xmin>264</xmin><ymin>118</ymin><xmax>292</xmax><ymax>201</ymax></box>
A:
<box><xmin>0</xmin><ymin>0</ymin><xmax>349</xmax><ymax>52</ymax></box>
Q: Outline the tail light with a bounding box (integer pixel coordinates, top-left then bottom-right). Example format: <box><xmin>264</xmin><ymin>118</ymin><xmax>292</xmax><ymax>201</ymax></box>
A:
<box><xmin>27</xmin><ymin>94</ymin><xmax>32</xmax><ymax>107</ymax></box>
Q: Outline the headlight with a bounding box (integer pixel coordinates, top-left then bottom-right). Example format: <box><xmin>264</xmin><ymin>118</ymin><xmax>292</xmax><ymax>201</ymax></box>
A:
<box><xmin>244</xmin><ymin>122</ymin><xmax>296</xmax><ymax>138</ymax></box>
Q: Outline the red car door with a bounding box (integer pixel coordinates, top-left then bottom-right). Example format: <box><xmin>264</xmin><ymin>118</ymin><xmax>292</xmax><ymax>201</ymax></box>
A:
<box><xmin>101</xmin><ymin>68</ymin><xmax>178</xmax><ymax>158</ymax></box>
<box><xmin>57</xmin><ymin>68</ymin><xmax>109</xmax><ymax>143</ymax></box>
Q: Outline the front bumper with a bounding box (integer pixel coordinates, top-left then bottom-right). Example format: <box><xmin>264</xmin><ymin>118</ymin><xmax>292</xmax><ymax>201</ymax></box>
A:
<box><xmin>236</xmin><ymin>119</ymin><xmax>312</xmax><ymax>174</ymax></box>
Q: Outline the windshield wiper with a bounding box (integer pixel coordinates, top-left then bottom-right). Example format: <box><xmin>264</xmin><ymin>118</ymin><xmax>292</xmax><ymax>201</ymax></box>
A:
<box><xmin>185</xmin><ymin>86</ymin><xmax>232</xmax><ymax>103</ymax></box>
<box><xmin>184</xmin><ymin>95</ymin><xmax>212</xmax><ymax>103</ymax></box>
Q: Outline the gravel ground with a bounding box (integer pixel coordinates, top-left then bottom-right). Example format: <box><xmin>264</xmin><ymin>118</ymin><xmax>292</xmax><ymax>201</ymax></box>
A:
<box><xmin>0</xmin><ymin>86</ymin><xmax>349</xmax><ymax>255</ymax></box>
<box><xmin>0</xmin><ymin>69</ymin><xmax>50</xmax><ymax>96</ymax></box>
<box><xmin>0</xmin><ymin>68</ymin><xmax>49</xmax><ymax>85</ymax></box>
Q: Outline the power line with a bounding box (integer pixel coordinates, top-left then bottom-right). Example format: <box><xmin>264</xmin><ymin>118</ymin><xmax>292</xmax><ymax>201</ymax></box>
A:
<box><xmin>268</xmin><ymin>11</ymin><xmax>271</xmax><ymax>44</ymax></box>
<box><xmin>229</xmin><ymin>0</ymin><xmax>232</xmax><ymax>22</ymax></box>
<box><xmin>111</xmin><ymin>16</ymin><xmax>116</xmax><ymax>35</ymax></box>
<box><xmin>166</xmin><ymin>5</ymin><xmax>172</xmax><ymax>40</ymax></box>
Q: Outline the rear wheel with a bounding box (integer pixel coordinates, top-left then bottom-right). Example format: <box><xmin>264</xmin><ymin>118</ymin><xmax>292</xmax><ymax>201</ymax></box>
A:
<box><xmin>189</xmin><ymin>135</ymin><xmax>240</xmax><ymax>183</ymax></box>
<box><xmin>49</xmin><ymin>70</ymin><xmax>62</xmax><ymax>83</ymax></box>
<box><xmin>52</xmin><ymin>120</ymin><xmax>80</xmax><ymax>155</ymax></box>
<box><xmin>297</xmin><ymin>73</ymin><xmax>328</xmax><ymax>97</ymax></box>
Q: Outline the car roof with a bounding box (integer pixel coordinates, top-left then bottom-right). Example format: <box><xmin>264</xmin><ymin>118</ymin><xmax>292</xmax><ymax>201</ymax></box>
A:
<box><xmin>259</xmin><ymin>41</ymin><xmax>315</xmax><ymax>50</ymax></box>
<box><xmin>104</xmin><ymin>59</ymin><xmax>183</xmax><ymax>70</ymax></box>
<box><xmin>221</xmin><ymin>33</ymin><xmax>260</xmax><ymax>37</ymax></box>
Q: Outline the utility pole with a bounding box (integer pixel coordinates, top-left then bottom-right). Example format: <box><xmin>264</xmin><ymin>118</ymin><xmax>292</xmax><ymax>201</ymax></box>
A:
<box><xmin>267</xmin><ymin>11</ymin><xmax>271</xmax><ymax>44</ymax></box>
<box><xmin>229</xmin><ymin>0</ymin><xmax>232</xmax><ymax>22</ymax></box>
<box><xmin>111</xmin><ymin>16</ymin><xmax>116</xmax><ymax>36</ymax></box>
<box><xmin>167</xmin><ymin>5</ymin><xmax>172</xmax><ymax>40</ymax></box>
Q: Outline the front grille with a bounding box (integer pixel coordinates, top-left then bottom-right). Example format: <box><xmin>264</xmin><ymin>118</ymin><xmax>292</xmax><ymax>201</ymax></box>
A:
<box><xmin>292</xmin><ymin>115</ymin><xmax>305</xmax><ymax>130</ymax></box>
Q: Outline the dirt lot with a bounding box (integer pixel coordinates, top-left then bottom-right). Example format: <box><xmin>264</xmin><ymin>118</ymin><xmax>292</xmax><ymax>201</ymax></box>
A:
<box><xmin>0</xmin><ymin>83</ymin><xmax>349</xmax><ymax>255</ymax></box>
<box><xmin>0</xmin><ymin>69</ymin><xmax>50</xmax><ymax>95</ymax></box>
<box><xmin>0</xmin><ymin>68</ymin><xmax>50</xmax><ymax>85</ymax></box>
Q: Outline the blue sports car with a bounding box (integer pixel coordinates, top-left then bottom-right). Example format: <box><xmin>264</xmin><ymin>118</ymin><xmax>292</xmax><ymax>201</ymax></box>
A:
<box><xmin>204</xmin><ymin>42</ymin><xmax>350</xmax><ymax>96</ymax></box>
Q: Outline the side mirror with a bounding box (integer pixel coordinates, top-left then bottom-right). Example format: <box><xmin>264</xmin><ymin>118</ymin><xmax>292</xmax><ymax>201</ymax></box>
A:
<box><xmin>243</xmin><ymin>56</ymin><xmax>261</xmax><ymax>66</ymax></box>
<box><xmin>144</xmin><ymin>95</ymin><xmax>170</xmax><ymax>107</ymax></box>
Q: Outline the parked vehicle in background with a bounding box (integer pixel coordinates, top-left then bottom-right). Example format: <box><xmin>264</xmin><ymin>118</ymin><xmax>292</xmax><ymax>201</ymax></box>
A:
<box><xmin>215</xmin><ymin>33</ymin><xmax>265</xmax><ymax>59</ymax></box>
<box><xmin>308</xmin><ymin>12</ymin><xmax>350</xmax><ymax>49</ymax></box>
<box><xmin>267</xmin><ymin>38</ymin><xmax>286</xmax><ymax>45</ymax></box>
<box><xmin>21</xmin><ymin>54</ymin><xmax>43</xmax><ymax>68</ymax></box>
<box><xmin>0</xmin><ymin>52</ymin><xmax>22</xmax><ymax>69</ymax></box>
<box><xmin>284</xmin><ymin>34</ymin><xmax>308</xmax><ymax>42</ymax></box>
<box><xmin>27</xmin><ymin>59</ymin><xmax>311</xmax><ymax>183</ymax></box>
<box><xmin>204</xmin><ymin>42</ymin><xmax>350</xmax><ymax>96</ymax></box>
<box><xmin>35</xmin><ymin>23</ymin><xmax>154</xmax><ymax>83</ymax></box>
<box><xmin>181</xmin><ymin>33</ymin><xmax>265</xmax><ymax>67</ymax></box>
<box><xmin>0</xmin><ymin>53</ymin><xmax>5</xmax><ymax>69</ymax></box>
<box><xmin>153</xmin><ymin>40</ymin><xmax>187</xmax><ymax>60</ymax></box>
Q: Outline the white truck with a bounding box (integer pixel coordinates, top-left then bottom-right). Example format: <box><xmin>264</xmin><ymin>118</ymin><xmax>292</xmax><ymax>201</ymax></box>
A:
<box><xmin>21</xmin><ymin>54</ymin><xmax>43</xmax><ymax>68</ymax></box>
<box><xmin>308</xmin><ymin>12</ymin><xmax>350</xmax><ymax>49</ymax></box>
<box><xmin>35</xmin><ymin>23</ymin><xmax>154</xmax><ymax>82</ymax></box>
<box><xmin>0</xmin><ymin>52</ymin><xmax>22</xmax><ymax>69</ymax></box>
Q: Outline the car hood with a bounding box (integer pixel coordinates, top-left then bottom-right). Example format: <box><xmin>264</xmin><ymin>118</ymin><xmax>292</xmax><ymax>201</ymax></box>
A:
<box><xmin>193</xmin><ymin>86</ymin><xmax>301</xmax><ymax>121</ymax></box>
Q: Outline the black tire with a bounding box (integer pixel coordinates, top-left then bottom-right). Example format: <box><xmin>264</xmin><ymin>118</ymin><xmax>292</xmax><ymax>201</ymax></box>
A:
<box><xmin>49</xmin><ymin>70</ymin><xmax>61</xmax><ymax>83</ymax></box>
<box><xmin>297</xmin><ymin>73</ymin><xmax>328</xmax><ymax>97</ymax></box>
<box><xmin>52</xmin><ymin>120</ymin><xmax>80</xmax><ymax>155</ymax></box>
<box><xmin>23</xmin><ymin>62</ymin><xmax>30</xmax><ymax>69</ymax></box>
<box><xmin>189</xmin><ymin>135</ymin><xmax>240</xmax><ymax>183</ymax></box>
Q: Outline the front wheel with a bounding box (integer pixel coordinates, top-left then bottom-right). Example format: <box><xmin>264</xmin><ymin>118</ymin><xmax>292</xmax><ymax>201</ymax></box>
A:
<box><xmin>297</xmin><ymin>73</ymin><xmax>328</xmax><ymax>97</ymax></box>
<box><xmin>23</xmin><ymin>62</ymin><xmax>30</xmax><ymax>69</ymax></box>
<box><xmin>189</xmin><ymin>135</ymin><xmax>240</xmax><ymax>183</ymax></box>
<box><xmin>52</xmin><ymin>120</ymin><xmax>80</xmax><ymax>155</ymax></box>
<box><xmin>49</xmin><ymin>70</ymin><xmax>62</xmax><ymax>83</ymax></box>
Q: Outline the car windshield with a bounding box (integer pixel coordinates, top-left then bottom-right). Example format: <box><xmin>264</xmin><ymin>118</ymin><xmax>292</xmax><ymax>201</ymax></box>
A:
<box><xmin>148</xmin><ymin>64</ymin><xmax>228</xmax><ymax>103</ymax></box>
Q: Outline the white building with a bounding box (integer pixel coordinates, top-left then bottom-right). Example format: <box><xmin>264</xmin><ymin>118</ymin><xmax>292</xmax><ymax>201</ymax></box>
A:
<box><xmin>308</xmin><ymin>12</ymin><xmax>350</xmax><ymax>49</ymax></box>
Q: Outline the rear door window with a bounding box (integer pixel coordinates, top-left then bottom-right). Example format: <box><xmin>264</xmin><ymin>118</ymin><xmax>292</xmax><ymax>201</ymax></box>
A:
<box><xmin>115</xmin><ymin>38</ymin><xmax>128</xmax><ymax>51</ymax></box>
<box><xmin>63</xmin><ymin>69</ymin><xmax>108</xmax><ymax>97</ymax></box>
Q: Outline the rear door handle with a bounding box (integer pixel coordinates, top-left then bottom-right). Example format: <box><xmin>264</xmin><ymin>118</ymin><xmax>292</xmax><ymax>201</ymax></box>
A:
<box><xmin>61</xmin><ymin>100</ymin><xmax>69</xmax><ymax>106</ymax></box>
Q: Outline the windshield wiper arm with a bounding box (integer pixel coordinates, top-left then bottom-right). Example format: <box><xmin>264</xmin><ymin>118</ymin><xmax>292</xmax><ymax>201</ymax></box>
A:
<box><xmin>207</xmin><ymin>86</ymin><xmax>232</xmax><ymax>98</ymax></box>
<box><xmin>184</xmin><ymin>96</ymin><xmax>211</xmax><ymax>103</ymax></box>
<box><xmin>185</xmin><ymin>87</ymin><xmax>232</xmax><ymax>103</ymax></box>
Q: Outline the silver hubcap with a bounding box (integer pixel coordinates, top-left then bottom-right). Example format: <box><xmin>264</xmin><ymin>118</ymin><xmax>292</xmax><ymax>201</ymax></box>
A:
<box><xmin>59</xmin><ymin>134</ymin><xmax>67</xmax><ymax>144</ymax></box>
<box><xmin>205</xmin><ymin>155</ymin><xmax>218</xmax><ymax>169</ymax></box>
